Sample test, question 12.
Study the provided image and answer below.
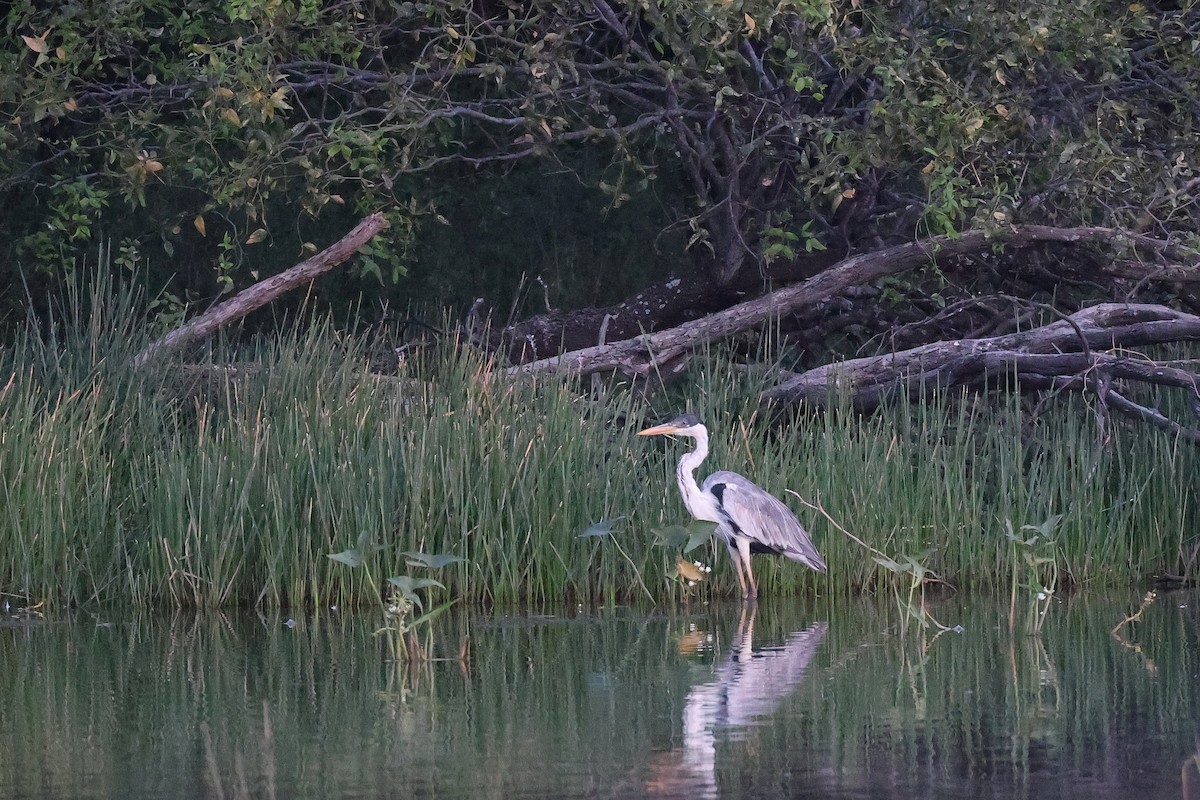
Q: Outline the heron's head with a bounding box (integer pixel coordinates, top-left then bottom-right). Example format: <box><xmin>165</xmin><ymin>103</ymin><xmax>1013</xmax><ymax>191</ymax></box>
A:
<box><xmin>638</xmin><ymin>413</ymin><xmax>706</xmax><ymax>439</ymax></box>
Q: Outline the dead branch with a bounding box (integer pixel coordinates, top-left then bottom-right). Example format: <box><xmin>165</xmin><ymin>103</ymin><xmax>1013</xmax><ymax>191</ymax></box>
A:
<box><xmin>508</xmin><ymin>225</ymin><xmax>1197</xmax><ymax>379</ymax></box>
<box><xmin>760</xmin><ymin>303</ymin><xmax>1200</xmax><ymax>443</ymax></box>
<box><xmin>761</xmin><ymin>304</ymin><xmax>1200</xmax><ymax>409</ymax></box>
<box><xmin>134</xmin><ymin>213</ymin><xmax>388</xmax><ymax>368</ymax></box>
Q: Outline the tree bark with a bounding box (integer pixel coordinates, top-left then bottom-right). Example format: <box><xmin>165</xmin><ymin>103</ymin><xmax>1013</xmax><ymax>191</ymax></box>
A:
<box><xmin>135</xmin><ymin>213</ymin><xmax>388</xmax><ymax>367</ymax></box>
<box><xmin>493</xmin><ymin>245</ymin><xmax>846</xmax><ymax>363</ymax></box>
<box><xmin>759</xmin><ymin>303</ymin><xmax>1200</xmax><ymax>410</ymax></box>
<box><xmin>509</xmin><ymin>225</ymin><xmax>1196</xmax><ymax>378</ymax></box>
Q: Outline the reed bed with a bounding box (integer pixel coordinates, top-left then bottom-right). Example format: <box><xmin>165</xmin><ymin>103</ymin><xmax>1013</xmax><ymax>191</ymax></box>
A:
<box><xmin>0</xmin><ymin>280</ymin><xmax>1195</xmax><ymax>608</ymax></box>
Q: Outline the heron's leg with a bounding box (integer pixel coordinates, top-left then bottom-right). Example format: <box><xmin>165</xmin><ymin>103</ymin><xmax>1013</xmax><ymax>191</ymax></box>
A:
<box><xmin>723</xmin><ymin>533</ymin><xmax>749</xmax><ymax>598</ymax></box>
<box><xmin>737</xmin><ymin>537</ymin><xmax>758</xmax><ymax>600</ymax></box>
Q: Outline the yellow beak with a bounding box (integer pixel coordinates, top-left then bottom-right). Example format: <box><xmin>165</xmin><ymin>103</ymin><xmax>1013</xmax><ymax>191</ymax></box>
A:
<box><xmin>638</xmin><ymin>423</ymin><xmax>680</xmax><ymax>437</ymax></box>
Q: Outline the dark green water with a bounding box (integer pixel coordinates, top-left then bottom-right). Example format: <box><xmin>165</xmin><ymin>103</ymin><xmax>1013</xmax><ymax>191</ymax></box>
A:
<box><xmin>2</xmin><ymin>592</ymin><xmax>1198</xmax><ymax>799</ymax></box>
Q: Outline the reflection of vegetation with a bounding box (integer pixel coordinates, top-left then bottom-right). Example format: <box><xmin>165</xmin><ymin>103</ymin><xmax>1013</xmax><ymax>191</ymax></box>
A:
<box><xmin>2</xmin><ymin>596</ymin><xmax>1197</xmax><ymax>798</ymax></box>
<box><xmin>1185</xmin><ymin>746</ymin><xmax>1200</xmax><ymax>800</ymax></box>
<box><xmin>800</xmin><ymin>495</ymin><xmax>952</xmax><ymax>632</ymax></box>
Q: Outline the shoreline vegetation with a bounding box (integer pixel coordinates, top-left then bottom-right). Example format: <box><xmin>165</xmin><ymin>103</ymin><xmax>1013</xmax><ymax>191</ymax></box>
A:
<box><xmin>1</xmin><ymin>280</ymin><xmax>1196</xmax><ymax>611</ymax></box>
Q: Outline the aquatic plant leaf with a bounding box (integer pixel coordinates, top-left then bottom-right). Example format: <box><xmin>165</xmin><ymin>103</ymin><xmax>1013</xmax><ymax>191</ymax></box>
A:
<box><xmin>684</xmin><ymin>522</ymin><xmax>717</xmax><ymax>552</ymax></box>
<box><xmin>387</xmin><ymin>576</ymin><xmax>446</xmax><ymax>592</ymax></box>
<box><xmin>327</xmin><ymin>548</ymin><xmax>364</xmax><ymax>568</ymax></box>
<box><xmin>653</xmin><ymin>525</ymin><xmax>692</xmax><ymax>549</ymax></box>
<box><xmin>411</xmin><ymin>598</ymin><xmax>459</xmax><ymax>629</ymax></box>
<box><xmin>327</xmin><ymin>531</ymin><xmax>384</xmax><ymax>568</ymax></box>
<box><xmin>400</xmin><ymin>551</ymin><xmax>465</xmax><ymax>569</ymax></box>
<box><xmin>386</xmin><ymin>575</ymin><xmax>446</xmax><ymax>611</ymax></box>
<box><xmin>580</xmin><ymin>516</ymin><xmax>627</xmax><ymax>538</ymax></box>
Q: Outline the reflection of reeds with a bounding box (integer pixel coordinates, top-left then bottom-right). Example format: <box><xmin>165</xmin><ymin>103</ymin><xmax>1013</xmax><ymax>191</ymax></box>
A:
<box><xmin>1</xmin><ymin>272</ymin><xmax>1196</xmax><ymax>608</ymax></box>
<box><xmin>1184</xmin><ymin>746</ymin><xmax>1200</xmax><ymax>800</ymax></box>
<box><xmin>0</xmin><ymin>598</ymin><xmax>1196</xmax><ymax>797</ymax></box>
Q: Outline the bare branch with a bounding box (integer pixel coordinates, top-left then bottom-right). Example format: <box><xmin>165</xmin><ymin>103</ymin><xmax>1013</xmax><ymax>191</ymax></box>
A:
<box><xmin>134</xmin><ymin>213</ymin><xmax>388</xmax><ymax>368</ymax></box>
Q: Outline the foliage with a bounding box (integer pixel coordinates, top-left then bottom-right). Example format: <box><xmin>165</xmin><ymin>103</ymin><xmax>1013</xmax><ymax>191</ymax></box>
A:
<box><xmin>1006</xmin><ymin>515</ymin><xmax>1063</xmax><ymax>635</ymax></box>
<box><xmin>2</xmin><ymin>0</ymin><xmax>1196</xmax><ymax>318</ymax></box>
<box><xmin>328</xmin><ymin>530</ymin><xmax>462</xmax><ymax>662</ymax></box>
<box><xmin>0</xmin><ymin>275</ymin><xmax>1196</xmax><ymax>609</ymax></box>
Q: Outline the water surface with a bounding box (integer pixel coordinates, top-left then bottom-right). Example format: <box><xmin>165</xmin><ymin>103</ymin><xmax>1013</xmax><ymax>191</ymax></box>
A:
<box><xmin>2</xmin><ymin>592</ymin><xmax>1197</xmax><ymax>799</ymax></box>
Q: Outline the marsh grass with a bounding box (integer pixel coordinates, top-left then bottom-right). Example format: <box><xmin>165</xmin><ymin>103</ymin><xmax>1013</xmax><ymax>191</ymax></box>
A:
<box><xmin>1</xmin><ymin>279</ymin><xmax>1196</xmax><ymax>609</ymax></box>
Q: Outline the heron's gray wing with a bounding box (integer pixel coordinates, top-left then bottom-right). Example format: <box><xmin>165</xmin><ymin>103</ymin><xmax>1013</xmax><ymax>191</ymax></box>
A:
<box><xmin>702</xmin><ymin>470</ymin><xmax>826</xmax><ymax>572</ymax></box>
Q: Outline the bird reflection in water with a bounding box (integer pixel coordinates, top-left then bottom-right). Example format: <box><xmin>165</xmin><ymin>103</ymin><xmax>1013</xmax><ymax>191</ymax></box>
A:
<box><xmin>644</xmin><ymin>606</ymin><xmax>828</xmax><ymax>798</ymax></box>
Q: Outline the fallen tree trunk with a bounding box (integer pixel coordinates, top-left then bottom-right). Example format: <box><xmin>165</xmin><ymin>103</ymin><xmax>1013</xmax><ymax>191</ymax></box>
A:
<box><xmin>134</xmin><ymin>213</ymin><xmax>388</xmax><ymax>368</ymax></box>
<box><xmin>508</xmin><ymin>224</ymin><xmax>1196</xmax><ymax>378</ymax></box>
<box><xmin>760</xmin><ymin>304</ymin><xmax>1200</xmax><ymax>410</ymax></box>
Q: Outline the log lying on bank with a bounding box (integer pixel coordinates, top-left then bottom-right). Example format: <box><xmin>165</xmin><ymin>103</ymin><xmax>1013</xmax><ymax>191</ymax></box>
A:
<box><xmin>507</xmin><ymin>224</ymin><xmax>1199</xmax><ymax>379</ymax></box>
<box><xmin>134</xmin><ymin>213</ymin><xmax>388</xmax><ymax>368</ymax></box>
<box><xmin>502</xmin><ymin>225</ymin><xmax>1200</xmax><ymax>442</ymax></box>
<box><xmin>761</xmin><ymin>303</ymin><xmax>1200</xmax><ymax>443</ymax></box>
<box><xmin>761</xmin><ymin>304</ymin><xmax>1200</xmax><ymax>409</ymax></box>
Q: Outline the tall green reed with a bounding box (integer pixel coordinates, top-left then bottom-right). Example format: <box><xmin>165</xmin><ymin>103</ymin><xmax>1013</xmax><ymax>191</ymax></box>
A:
<box><xmin>1</xmin><ymin>279</ymin><xmax>1195</xmax><ymax>609</ymax></box>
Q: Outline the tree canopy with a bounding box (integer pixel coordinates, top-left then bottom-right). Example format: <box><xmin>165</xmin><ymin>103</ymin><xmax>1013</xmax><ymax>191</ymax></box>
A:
<box><xmin>3</xmin><ymin>0</ymin><xmax>1200</xmax><ymax>431</ymax></box>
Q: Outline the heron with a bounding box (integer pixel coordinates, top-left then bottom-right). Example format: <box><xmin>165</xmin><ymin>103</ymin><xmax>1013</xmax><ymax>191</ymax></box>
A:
<box><xmin>639</xmin><ymin>413</ymin><xmax>826</xmax><ymax>599</ymax></box>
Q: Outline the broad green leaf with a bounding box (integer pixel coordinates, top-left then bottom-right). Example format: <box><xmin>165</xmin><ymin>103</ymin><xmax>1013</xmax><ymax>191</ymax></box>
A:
<box><xmin>327</xmin><ymin>548</ymin><xmax>364</xmax><ymax>568</ymax></box>
<box><xmin>387</xmin><ymin>575</ymin><xmax>445</xmax><ymax>592</ymax></box>
<box><xmin>684</xmin><ymin>522</ymin><xmax>717</xmax><ymax>552</ymax></box>
<box><xmin>400</xmin><ymin>550</ymin><xmax>464</xmax><ymax>569</ymax></box>
<box><xmin>327</xmin><ymin>531</ymin><xmax>382</xmax><ymax>568</ymax></box>
<box><xmin>653</xmin><ymin>525</ymin><xmax>692</xmax><ymax>549</ymax></box>
<box><xmin>387</xmin><ymin>575</ymin><xmax>446</xmax><ymax>610</ymax></box>
<box><xmin>580</xmin><ymin>516</ymin><xmax>626</xmax><ymax>538</ymax></box>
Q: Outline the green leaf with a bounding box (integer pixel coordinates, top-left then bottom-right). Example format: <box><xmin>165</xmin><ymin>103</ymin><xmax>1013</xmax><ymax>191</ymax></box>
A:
<box><xmin>872</xmin><ymin>555</ymin><xmax>902</xmax><ymax>573</ymax></box>
<box><xmin>327</xmin><ymin>531</ymin><xmax>382</xmax><ymax>568</ymax></box>
<box><xmin>684</xmin><ymin>522</ymin><xmax>717</xmax><ymax>552</ymax></box>
<box><xmin>327</xmin><ymin>548</ymin><xmax>364</xmax><ymax>568</ymax></box>
<box><xmin>653</xmin><ymin>525</ymin><xmax>692</xmax><ymax>549</ymax></box>
<box><xmin>654</xmin><ymin>521</ymin><xmax>716</xmax><ymax>551</ymax></box>
<box><xmin>386</xmin><ymin>575</ymin><xmax>447</xmax><ymax>611</ymax></box>
<box><xmin>410</xmin><ymin>598</ymin><xmax>459</xmax><ymax>629</ymax></box>
<box><xmin>387</xmin><ymin>575</ymin><xmax>445</xmax><ymax>592</ymax></box>
<box><xmin>400</xmin><ymin>550</ymin><xmax>464</xmax><ymax>569</ymax></box>
<box><xmin>580</xmin><ymin>516</ymin><xmax>626</xmax><ymax>537</ymax></box>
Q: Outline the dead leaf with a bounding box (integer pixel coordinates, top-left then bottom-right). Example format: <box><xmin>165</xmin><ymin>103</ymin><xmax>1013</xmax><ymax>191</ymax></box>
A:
<box><xmin>21</xmin><ymin>31</ymin><xmax>49</xmax><ymax>54</ymax></box>
<box><xmin>744</xmin><ymin>13</ymin><xmax>757</xmax><ymax>34</ymax></box>
<box><xmin>220</xmin><ymin>108</ymin><xmax>242</xmax><ymax>127</ymax></box>
<box><xmin>193</xmin><ymin>215</ymin><xmax>206</xmax><ymax>237</ymax></box>
<box><xmin>677</xmin><ymin>557</ymin><xmax>706</xmax><ymax>582</ymax></box>
<box><xmin>245</xmin><ymin>228</ymin><xmax>267</xmax><ymax>245</ymax></box>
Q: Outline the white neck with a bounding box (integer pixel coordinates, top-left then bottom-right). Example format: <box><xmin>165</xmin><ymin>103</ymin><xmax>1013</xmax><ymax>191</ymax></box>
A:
<box><xmin>676</xmin><ymin>427</ymin><xmax>722</xmax><ymax>522</ymax></box>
